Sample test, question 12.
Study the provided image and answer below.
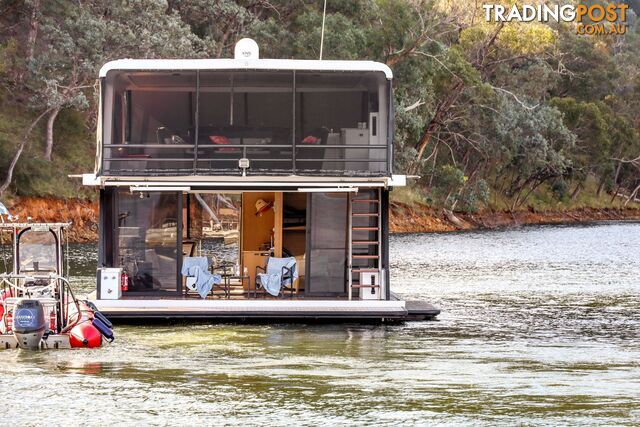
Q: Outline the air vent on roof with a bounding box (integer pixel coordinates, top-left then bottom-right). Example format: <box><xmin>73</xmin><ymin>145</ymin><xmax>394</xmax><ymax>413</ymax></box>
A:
<box><xmin>234</xmin><ymin>38</ymin><xmax>259</xmax><ymax>60</ymax></box>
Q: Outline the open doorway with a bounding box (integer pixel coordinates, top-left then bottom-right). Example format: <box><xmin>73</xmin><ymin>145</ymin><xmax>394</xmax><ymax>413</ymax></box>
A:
<box><xmin>185</xmin><ymin>193</ymin><xmax>241</xmax><ymax>266</ymax></box>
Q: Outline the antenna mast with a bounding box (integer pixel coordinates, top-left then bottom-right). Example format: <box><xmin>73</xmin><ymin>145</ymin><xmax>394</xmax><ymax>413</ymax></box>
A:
<box><xmin>319</xmin><ymin>0</ymin><xmax>327</xmax><ymax>60</ymax></box>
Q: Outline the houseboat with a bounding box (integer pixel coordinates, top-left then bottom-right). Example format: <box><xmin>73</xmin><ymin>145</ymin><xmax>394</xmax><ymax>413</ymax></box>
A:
<box><xmin>81</xmin><ymin>39</ymin><xmax>439</xmax><ymax>321</ymax></box>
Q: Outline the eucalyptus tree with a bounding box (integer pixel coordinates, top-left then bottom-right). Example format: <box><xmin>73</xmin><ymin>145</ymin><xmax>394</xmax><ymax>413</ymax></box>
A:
<box><xmin>1</xmin><ymin>0</ymin><xmax>202</xmax><ymax>193</ymax></box>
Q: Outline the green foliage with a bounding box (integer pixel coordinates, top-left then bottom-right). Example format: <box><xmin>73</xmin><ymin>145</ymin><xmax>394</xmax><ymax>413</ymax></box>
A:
<box><xmin>494</xmin><ymin>98</ymin><xmax>575</xmax><ymax>201</ymax></box>
<box><xmin>0</xmin><ymin>90</ymin><xmax>94</xmax><ymax>198</ymax></box>
<box><xmin>0</xmin><ymin>0</ymin><xmax>637</xmax><ymax>211</ymax></box>
<box><xmin>551</xmin><ymin>179</ymin><xmax>569</xmax><ymax>201</ymax></box>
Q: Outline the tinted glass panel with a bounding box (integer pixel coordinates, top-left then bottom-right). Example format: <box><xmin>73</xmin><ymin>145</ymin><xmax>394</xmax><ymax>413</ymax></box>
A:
<box><xmin>197</xmin><ymin>71</ymin><xmax>293</xmax><ymax>173</ymax></box>
<box><xmin>295</xmin><ymin>72</ymin><xmax>386</xmax><ymax>173</ymax></box>
<box><xmin>115</xmin><ymin>192</ymin><xmax>179</xmax><ymax>293</ymax></box>
<box><xmin>106</xmin><ymin>72</ymin><xmax>197</xmax><ymax>174</ymax></box>
<box><xmin>307</xmin><ymin>193</ymin><xmax>347</xmax><ymax>294</ymax></box>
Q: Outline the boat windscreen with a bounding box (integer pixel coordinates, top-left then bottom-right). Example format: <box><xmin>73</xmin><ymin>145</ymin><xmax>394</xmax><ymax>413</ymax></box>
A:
<box><xmin>18</xmin><ymin>230</ymin><xmax>57</xmax><ymax>273</ymax></box>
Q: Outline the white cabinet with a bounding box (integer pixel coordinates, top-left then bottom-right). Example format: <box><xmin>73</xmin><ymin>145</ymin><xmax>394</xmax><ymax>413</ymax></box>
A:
<box><xmin>98</xmin><ymin>268</ymin><xmax>122</xmax><ymax>300</ymax></box>
<box><xmin>341</xmin><ymin>128</ymin><xmax>369</xmax><ymax>145</ymax></box>
<box><xmin>359</xmin><ymin>271</ymin><xmax>381</xmax><ymax>300</ymax></box>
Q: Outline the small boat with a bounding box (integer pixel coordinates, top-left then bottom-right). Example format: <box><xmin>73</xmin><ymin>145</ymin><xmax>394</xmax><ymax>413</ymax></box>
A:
<box><xmin>0</xmin><ymin>213</ymin><xmax>114</xmax><ymax>350</ymax></box>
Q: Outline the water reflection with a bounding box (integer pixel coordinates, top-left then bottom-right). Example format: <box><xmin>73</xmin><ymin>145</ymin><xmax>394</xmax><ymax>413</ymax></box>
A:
<box><xmin>1</xmin><ymin>222</ymin><xmax>639</xmax><ymax>425</ymax></box>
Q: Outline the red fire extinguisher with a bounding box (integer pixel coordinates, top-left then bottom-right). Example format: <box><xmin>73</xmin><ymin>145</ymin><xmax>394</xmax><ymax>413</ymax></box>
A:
<box><xmin>49</xmin><ymin>310</ymin><xmax>56</xmax><ymax>332</ymax></box>
<box><xmin>6</xmin><ymin>310</ymin><xmax>12</xmax><ymax>333</ymax></box>
<box><xmin>121</xmin><ymin>270</ymin><xmax>129</xmax><ymax>292</ymax></box>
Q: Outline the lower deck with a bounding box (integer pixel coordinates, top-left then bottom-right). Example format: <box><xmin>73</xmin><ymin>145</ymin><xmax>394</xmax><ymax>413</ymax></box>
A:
<box><xmin>90</xmin><ymin>297</ymin><xmax>440</xmax><ymax>322</ymax></box>
<box><xmin>99</xmin><ymin>188</ymin><xmax>391</xmax><ymax>302</ymax></box>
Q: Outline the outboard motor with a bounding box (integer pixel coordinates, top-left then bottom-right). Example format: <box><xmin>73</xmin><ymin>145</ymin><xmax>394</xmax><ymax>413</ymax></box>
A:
<box><xmin>12</xmin><ymin>299</ymin><xmax>46</xmax><ymax>350</ymax></box>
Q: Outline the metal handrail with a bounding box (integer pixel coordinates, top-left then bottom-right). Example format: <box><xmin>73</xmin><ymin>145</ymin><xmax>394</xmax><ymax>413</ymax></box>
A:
<box><xmin>294</xmin><ymin>145</ymin><xmax>388</xmax><ymax>149</ymax></box>
<box><xmin>104</xmin><ymin>143</ymin><xmax>194</xmax><ymax>148</ymax></box>
<box><xmin>102</xmin><ymin>140</ymin><xmax>391</xmax><ymax>175</ymax></box>
<box><xmin>104</xmin><ymin>143</ymin><xmax>388</xmax><ymax>149</ymax></box>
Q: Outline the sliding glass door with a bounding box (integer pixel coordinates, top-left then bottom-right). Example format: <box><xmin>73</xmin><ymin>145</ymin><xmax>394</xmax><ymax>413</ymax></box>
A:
<box><xmin>114</xmin><ymin>191</ymin><xmax>181</xmax><ymax>294</ymax></box>
<box><xmin>306</xmin><ymin>193</ymin><xmax>348</xmax><ymax>295</ymax></box>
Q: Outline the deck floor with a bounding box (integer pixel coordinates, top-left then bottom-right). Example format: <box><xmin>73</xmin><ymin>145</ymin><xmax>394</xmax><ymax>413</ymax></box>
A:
<box><xmin>88</xmin><ymin>284</ymin><xmax>440</xmax><ymax>322</ymax></box>
<box><xmin>90</xmin><ymin>298</ymin><xmax>440</xmax><ymax>322</ymax></box>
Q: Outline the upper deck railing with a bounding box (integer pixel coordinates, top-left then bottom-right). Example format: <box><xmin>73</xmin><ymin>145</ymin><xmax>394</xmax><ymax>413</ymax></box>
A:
<box><xmin>101</xmin><ymin>129</ymin><xmax>390</xmax><ymax>177</ymax></box>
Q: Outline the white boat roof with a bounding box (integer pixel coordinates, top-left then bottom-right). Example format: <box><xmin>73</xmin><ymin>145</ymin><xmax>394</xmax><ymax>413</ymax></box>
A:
<box><xmin>99</xmin><ymin>58</ymin><xmax>393</xmax><ymax>79</ymax></box>
<box><xmin>81</xmin><ymin>174</ymin><xmax>407</xmax><ymax>189</ymax></box>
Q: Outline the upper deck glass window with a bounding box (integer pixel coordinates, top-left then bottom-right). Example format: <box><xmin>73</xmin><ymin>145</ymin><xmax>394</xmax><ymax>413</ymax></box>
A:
<box><xmin>111</xmin><ymin>72</ymin><xmax>197</xmax><ymax>145</ymax></box>
<box><xmin>197</xmin><ymin>71</ymin><xmax>293</xmax><ymax>172</ymax></box>
<box><xmin>107</xmin><ymin>72</ymin><xmax>196</xmax><ymax>173</ymax></box>
<box><xmin>101</xmin><ymin>69</ymin><xmax>389</xmax><ymax>176</ymax></box>
<box><xmin>295</xmin><ymin>71</ymin><xmax>387</xmax><ymax>172</ymax></box>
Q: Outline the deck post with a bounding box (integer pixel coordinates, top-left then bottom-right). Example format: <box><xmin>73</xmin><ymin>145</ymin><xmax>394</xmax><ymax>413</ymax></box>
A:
<box><xmin>377</xmin><ymin>188</ymin><xmax>382</xmax><ymax>300</ymax></box>
<box><xmin>292</xmin><ymin>70</ymin><xmax>296</xmax><ymax>174</ymax></box>
<box><xmin>347</xmin><ymin>193</ymin><xmax>353</xmax><ymax>300</ymax></box>
<box><xmin>193</xmin><ymin>70</ymin><xmax>200</xmax><ymax>174</ymax></box>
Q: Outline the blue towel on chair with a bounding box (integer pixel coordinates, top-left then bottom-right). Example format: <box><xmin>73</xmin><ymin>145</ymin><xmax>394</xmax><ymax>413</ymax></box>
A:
<box><xmin>257</xmin><ymin>257</ymin><xmax>298</xmax><ymax>297</ymax></box>
<box><xmin>181</xmin><ymin>257</ymin><xmax>221</xmax><ymax>298</ymax></box>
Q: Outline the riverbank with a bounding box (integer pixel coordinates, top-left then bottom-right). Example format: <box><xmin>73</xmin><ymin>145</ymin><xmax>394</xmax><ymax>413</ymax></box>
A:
<box><xmin>2</xmin><ymin>197</ymin><xmax>98</xmax><ymax>242</ymax></box>
<box><xmin>390</xmin><ymin>201</ymin><xmax>640</xmax><ymax>233</ymax></box>
<box><xmin>3</xmin><ymin>197</ymin><xmax>639</xmax><ymax>242</ymax></box>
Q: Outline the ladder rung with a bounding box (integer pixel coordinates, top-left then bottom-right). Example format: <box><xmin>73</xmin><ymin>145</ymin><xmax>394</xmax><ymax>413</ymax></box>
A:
<box><xmin>352</xmin><ymin>240</ymin><xmax>378</xmax><ymax>245</ymax></box>
<box><xmin>352</xmin><ymin>255</ymin><xmax>379</xmax><ymax>259</ymax></box>
<box><xmin>352</xmin><ymin>268</ymin><xmax>380</xmax><ymax>273</ymax></box>
<box><xmin>352</xmin><ymin>199</ymin><xmax>379</xmax><ymax>203</ymax></box>
<box><xmin>352</xmin><ymin>227</ymin><xmax>379</xmax><ymax>231</ymax></box>
<box><xmin>351</xmin><ymin>284</ymin><xmax>380</xmax><ymax>288</ymax></box>
<box><xmin>352</xmin><ymin>213</ymin><xmax>379</xmax><ymax>217</ymax></box>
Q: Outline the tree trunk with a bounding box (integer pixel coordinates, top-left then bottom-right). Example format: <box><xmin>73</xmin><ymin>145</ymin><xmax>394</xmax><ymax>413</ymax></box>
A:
<box><xmin>0</xmin><ymin>109</ymin><xmax>50</xmax><ymax>195</ymax></box>
<box><xmin>16</xmin><ymin>0</ymin><xmax>40</xmax><ymax>84</ymax></box>
<box><xmin>409</xmin><ymin>79</ymin><xmax>465</xmax><ymax>175</ymax></box>
<box><xmin>596</xmin><ymin>176</ymin><xmax>605</xmax><ymax>196</ymax></box>
<box><xmin>25</xmin><ymin>0</ymin><xmax>40</xmax><ymax>61</ymax></box>
<box><xmin>570</xmin><ymin>183</ymin><xmax>582</xmax><ymax>200</ymax></box>
<box><xmin>443</xmin><ymin>208</ymin><xmax>467</xmax><ymax>229</ymax></box>
<box><xmin>44</xmin><ymin>107</ymin><xmax>60</xmax><ymax>161</ymax></box>
<box><xmin>625</xmin><ymin>184</ymin><xmax>640</xmax><ymax>206</ymax></box>
<box><xmin>610</xmin><ymin>183</ymin><xmax>622</xmax><ymax>205</ymax></box>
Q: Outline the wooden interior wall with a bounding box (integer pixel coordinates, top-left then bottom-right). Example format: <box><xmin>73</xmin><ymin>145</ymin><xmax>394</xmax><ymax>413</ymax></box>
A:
<box><xmin>241</xmin><ymin>192</ymin><xmax>276</xmax><ymax>252</ymax></box>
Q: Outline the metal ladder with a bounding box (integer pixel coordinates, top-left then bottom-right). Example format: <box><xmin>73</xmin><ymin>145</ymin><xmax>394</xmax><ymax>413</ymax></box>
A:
<box><xmin>347</xmin><ymin>188</ymin><xmax>382</xmax><ymax>300</ymax></box>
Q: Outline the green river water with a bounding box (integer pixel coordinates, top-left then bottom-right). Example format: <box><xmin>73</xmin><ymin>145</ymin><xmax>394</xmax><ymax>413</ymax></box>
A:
<box><xmin>1</xmin><ymin>222</ymin><xmax>639</xmax><ymax>426</ymax></box>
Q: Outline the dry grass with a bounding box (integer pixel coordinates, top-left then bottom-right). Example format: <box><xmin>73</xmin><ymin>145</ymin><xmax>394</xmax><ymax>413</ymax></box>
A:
<box><xmin>5</xmin><ymin>197</ymin><xmax>98</xmax><ymax>242</ymax></box>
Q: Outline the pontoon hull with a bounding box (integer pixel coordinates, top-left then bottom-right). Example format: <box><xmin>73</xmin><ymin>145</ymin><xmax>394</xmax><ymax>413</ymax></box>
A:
<box><xmin>91</xmin><ymin>299</ymin><xmax>440</xmax><ymax>322</ymax></box>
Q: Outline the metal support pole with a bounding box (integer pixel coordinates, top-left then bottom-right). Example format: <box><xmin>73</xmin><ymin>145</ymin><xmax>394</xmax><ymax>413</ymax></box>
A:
<box><xmin>377</xmin><ymin>188</ymin><xmax>382</xmax><ymax>300</ymax></box>
<box><xmin>193</xmin><ymin>70</ymin><xmax>200</xmax><ymax>174</ymax></box>
<box><xmin>347</xmin><ymin>193</ymin><xmax>353</xmax><ymax>300</ymax></box>
<box><xmin>292</xmin><ymin>70</ymin><xmax>296</xmax><ymax>173</ymax></box>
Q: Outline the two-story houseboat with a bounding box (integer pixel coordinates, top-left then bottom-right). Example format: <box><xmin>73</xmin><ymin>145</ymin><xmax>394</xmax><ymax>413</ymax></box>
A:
<box><xmin>82</xmin><ymin>39</ymin><xmax>439</xmax><ymax>321</ymax></box>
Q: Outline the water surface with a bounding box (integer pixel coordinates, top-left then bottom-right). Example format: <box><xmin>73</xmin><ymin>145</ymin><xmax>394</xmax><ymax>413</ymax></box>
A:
<box><xmin>1</xmin><ymin>223</ymin><xmax>639</xmax><ymax>426</ymax></box>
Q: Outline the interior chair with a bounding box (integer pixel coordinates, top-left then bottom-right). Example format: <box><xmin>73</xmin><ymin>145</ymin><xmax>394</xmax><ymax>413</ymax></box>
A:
<box><xmin>255</xmin><ymin>257</ymin><xmax>297</xmax><ymax>298</ymax></box>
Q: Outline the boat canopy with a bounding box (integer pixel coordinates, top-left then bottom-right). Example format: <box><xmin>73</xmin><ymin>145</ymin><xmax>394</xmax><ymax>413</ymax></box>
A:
<box><xmin>95</xmin><ymin>46</ymin><xmax>395</xmax><ymax>180</ymax></box>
